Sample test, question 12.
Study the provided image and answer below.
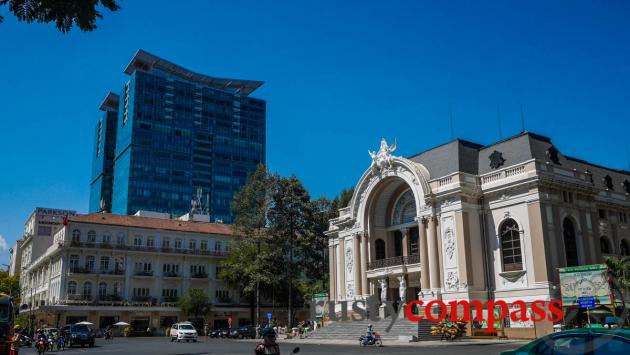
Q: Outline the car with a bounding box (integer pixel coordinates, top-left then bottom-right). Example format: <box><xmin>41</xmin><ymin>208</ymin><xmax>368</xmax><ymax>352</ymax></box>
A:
<box><xmin>230</xmin><ymin>326</ymin><xmax>256</xmax><ymax>339</ymax></box>
<box><xmin>500</xmin><ymin>328</ymin><xmax>630</xmax><ymax>355</ymax></box>
<box><xmin>170</xmin><ymin>322</ymin><xmax>198</xmax><ymax>342</ymax></box>
<box><xmin>61</xmin><ymin>324</ymin><xmax>95</xmax><ymax>348</ymax></box>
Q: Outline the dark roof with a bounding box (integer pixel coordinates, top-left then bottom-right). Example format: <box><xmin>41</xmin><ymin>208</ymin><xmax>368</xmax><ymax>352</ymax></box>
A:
<box><xmin>68</xmin><ymin>213</ymin><xmax>232</xmax><ymax>235</ymax></box>
<box><xmin>408</xmin><ymin>131</ymin><xmax>630</xmax><ymax>181</ymax></box>
<box><xmin>98</xmin><ymin>92</ymin><xmax>120</xmax><ymax>112</ymax></box>
<box><xmin>124</xmin><ymin>49</ymin><xmax>263</xmax><ymax>96</ymax></box>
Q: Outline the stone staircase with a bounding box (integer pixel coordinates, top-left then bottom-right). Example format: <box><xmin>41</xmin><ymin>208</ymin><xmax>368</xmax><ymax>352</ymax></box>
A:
<box><xmin>308</xmin><ymin>316</ymin><xmax>425</xmax><ymax>342</ymax></box>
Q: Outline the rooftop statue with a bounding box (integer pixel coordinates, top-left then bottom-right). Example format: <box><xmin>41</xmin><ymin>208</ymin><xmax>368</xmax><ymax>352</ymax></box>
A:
<box><xmin>369</xmin><ymin>138</ymin><xmax>397</xmax><ymax>172</ymax></box>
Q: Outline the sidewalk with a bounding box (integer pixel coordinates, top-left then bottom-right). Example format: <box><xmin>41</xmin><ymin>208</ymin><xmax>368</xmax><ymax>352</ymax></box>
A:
<box><xmin>237</xmin><ymin>336</ymin><xmax>528</xmax><ymax>347</ymax></box>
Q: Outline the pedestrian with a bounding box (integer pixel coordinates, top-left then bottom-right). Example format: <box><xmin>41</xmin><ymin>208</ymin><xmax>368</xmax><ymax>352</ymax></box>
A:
<box><xmin>204</xmin><ymin>324</ymin><xmax>209</xmax><ymax>338</ymax></box>
<box><xmin>254</xmin><ymin>327</ymin><xmax>280</xmax><ymax>355</ymax></box>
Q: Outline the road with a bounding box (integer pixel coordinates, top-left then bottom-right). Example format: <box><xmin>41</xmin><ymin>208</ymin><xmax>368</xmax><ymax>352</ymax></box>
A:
<box><xmin>19</xmin><ymin>337</ymin><xmax>522</xmax><ymax>355</ymax></box>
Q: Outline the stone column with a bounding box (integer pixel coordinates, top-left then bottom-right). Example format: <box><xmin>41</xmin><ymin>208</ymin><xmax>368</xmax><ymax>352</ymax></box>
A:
<box><xmin>428</xmin><ymin>216</ymin><xmax>441</xmax><ymax>290</ymax></box>
<box><xmin>402</xmin><ymin>228</ymin><xmax>409</xmax><ymax>257</ymax></box>
<box><xmin>328</xmin><ymin>245</ymin><xmax>336</xmax><ymax>301</ymax></box>
<box><xmin>419</xmin><ymin>218</ymin><xmax>430</xmax><ymax>291</ymax></box>
<box><xmin>353</xmin><ymin>234</ymin><xmax>362</xmax><ymax>297</ymax></box>
<box><xmin>360</xmin><ymin>233</ymin><xmax>369</xmax><ymax>296</ymax></box>
<box><xmin>338</xmin><ymin>238</ymin><xmax>345</xmax><ymax>300</ymax></box>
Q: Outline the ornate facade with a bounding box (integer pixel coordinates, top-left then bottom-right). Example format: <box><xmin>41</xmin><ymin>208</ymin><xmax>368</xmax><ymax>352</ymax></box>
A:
<box><xmin>327</xmin><ymin>132</ymin><xmax>630</xmax><ymax>338</ymax></box>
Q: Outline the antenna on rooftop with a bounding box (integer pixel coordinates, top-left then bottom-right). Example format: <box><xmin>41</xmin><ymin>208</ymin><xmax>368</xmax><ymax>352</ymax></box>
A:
<box><xmin>497</xmin><ymin>105</ymin><xmax>503</xmax><ymax>139</ymax></box>
<box><xmin>449</xmin><ymin>104</ymin><xmax>454</xmax><ymax>140</ymax></box>
<box><xmin>520</xmin><ymin>104</ymin><xmax>526</xmax><ymax>132</ymax></box>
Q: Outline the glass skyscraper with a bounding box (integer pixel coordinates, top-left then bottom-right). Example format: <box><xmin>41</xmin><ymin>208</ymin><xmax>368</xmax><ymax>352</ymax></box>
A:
<box><xmin>89</xmin><ymin>50</ymin><xmax>266</xmax><ymax>223</ymax></box>
<box><xmin>89</xmin><ymin>93</ymin><xmax>119</xmax><ymax>213</ymax></box>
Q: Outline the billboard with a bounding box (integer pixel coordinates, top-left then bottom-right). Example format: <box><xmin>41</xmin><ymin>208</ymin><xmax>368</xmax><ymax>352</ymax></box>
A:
<box><xmin>559</xmin><ymin>264</ymin><xmax>612</xmax><ymax>306</ymax></box>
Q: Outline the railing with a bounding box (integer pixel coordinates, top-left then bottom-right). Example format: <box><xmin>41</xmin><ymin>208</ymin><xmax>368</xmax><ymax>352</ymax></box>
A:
<box><xmin>437</xmin><ymin>176</ymin><xmax>453</xmax><ymax>187</ymax></box>
<box><xmin>134</xmin><ymin>271</ymin><xmax>154</xmax><ymax>277</ymax></box>
<box><xmin>131</xmin><ymin>296</ymin><xmax>152</xmax><ymax>302</ymax></box>
<box><xmin>163</xmin><ymin>271</ymin><xmax>181</xmax><ymax>278</ymax></box>
<box><xmin>100</xmin><ymin>269</ymin><xmax>125</xmax><ymax>275</ymax></box>
<box><xmin>162</xmin><ymin>296</ymin><xmax>179</xmax><ymax>303</ymax></box>
<box><xmin>66</xmin><ymin>241</ymin><xmax>227</xmax><ymax>257</ymax></box>
<box><xmin>191</xmin><ymin>272</ymin><xmax>209</xmax><ymax>279</ymax></box>
<box><xmin>368</xmin><ymin>255</ymin><xmax>420</xmax><ymax>270</ymax></box>
<box><xmin>481</xmin><ymin>162</ymin><xmax>529</xmax><ymax>185</ymax></box>
<box><xmin>69</xmin><ymin>267</ymin><xmax>94</xmax><ymax>274</ymax></box>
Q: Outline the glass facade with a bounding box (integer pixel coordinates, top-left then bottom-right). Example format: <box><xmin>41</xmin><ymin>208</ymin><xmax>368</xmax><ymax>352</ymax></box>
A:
<box><xmin>94</xmin><ymin>52</ymin><xmax>265</xmax><ymax>222</ymax></box>
<box><xmin>89</xmin><ymin>105</ymin><xmax>119</xmax><ymax>213</ymax></box>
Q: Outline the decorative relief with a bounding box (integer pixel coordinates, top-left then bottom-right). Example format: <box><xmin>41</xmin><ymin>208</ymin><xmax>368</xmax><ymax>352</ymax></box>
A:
<box><xmin>499</xmin><ymin>270</ymin><xmax>527</xmax><ymax>288</ymax></box>
<box><xmin>441</xmin><ymin>217</ymin><xmax>458</xmax><ymax>271</ymax></box>
<box><xmin>489</xmin><ymin>150</ymin><xmax>506</xmax><ymax>169</ymax></box>
<box><xmin>345</xmin><ymin>246</ymin><xmax>353</xmax><ymax>274</ymax></box>
<box><xmin>346</xmin><ymin>283</ymin><xmax>354</xmax><ymax>299</ymax></box>
<box><xmin>445</xmin><ymin>271</ymin><xmax>459</xmax><ymax>291</ymax></box>
<box><xmin>444</xmin><ymin>228</ymin><xmax>456</xmax><ymax>261</ymax></box>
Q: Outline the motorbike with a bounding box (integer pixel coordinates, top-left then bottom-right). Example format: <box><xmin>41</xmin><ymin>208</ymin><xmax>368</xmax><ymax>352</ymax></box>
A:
<box><xmin>35</xmin><ymin>338</ymin><xmax>47</xmax><ymax>355</ymax></box>
<box><xmin>19</xmin><ymin>334</ymin><xmax>33</xmax><ymax>347</ymax></box>
<box><xmin>47</xmin><ymin>337</ymin><xmax>55</xmax><ymax>351</ymax></box>
<box><xmin>57</xmin><ymin>335</ymin><xmax>66</xmax><ymax>351</ymax></box>
<box><xmin>359</xmin><ymin>331</ymin><xmax>383</xmax><ymax>347</ymax></box>
<box><xmin>105</xmin><ymin>329</ymin><xmax>113</xmax><ymax>340</ymax></box>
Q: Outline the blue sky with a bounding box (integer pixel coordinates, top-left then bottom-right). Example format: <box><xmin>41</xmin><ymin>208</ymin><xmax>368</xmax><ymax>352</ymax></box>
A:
<box><xmin>1</xmin><ymin>1</ymin><xmax>629</xmax><ymax>263</ymax></box>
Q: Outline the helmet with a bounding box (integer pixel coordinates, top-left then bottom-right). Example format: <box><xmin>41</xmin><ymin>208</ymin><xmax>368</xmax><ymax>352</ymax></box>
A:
<box><xmin>368</xmin><ymin>324</ymin><xmax>373</xmax><ymax>328</ymax></box>
<box><xmin>261</xmin><ymin>327</ymin><xmax>275</xmax><ymax>336</ymax></box>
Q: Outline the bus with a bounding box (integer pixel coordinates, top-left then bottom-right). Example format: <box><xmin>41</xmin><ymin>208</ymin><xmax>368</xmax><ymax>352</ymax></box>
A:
<box><xmin>0</xmin><ymin>294</ymin><xmax>16</xmax><ymax>355</ymax></box>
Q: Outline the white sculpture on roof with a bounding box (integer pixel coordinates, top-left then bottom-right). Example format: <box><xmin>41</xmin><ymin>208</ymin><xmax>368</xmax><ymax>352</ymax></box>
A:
<box><xmin>369</xmin><ymin>138</ymin><xmax>397</xmax><ymax>172</ymax></box>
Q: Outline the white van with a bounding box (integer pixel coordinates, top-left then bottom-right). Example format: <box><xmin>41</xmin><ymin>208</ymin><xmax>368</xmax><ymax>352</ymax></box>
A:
<box><xmin>170</xmin><ymin>322</ymin><xmax>198</xmax><ymax>342</ymax></box>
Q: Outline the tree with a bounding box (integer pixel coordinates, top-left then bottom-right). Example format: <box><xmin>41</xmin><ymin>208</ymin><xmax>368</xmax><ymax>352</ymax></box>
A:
<box><xmin>177</xmin><ymin>289</ymin><xmax>210</xmax><ymax>321</ymax></box>
<box><xmin>604</xmin><ymin>256</ymin><xmax>630</xmax><ymax>320</ymax></box>
<box><xmin>220</xmin><ymin>165</ymin><xmax>277</xmax><ymax>326</ymax></box>
<box><xmin>0</xmin><ymin>271</ymin><xmax>19</xmax><ymax>298</ymax></box>
<box><xmin>0</xmin><ymin>0</ymin><xmax>120</xmax><ymax>32</ymax></box>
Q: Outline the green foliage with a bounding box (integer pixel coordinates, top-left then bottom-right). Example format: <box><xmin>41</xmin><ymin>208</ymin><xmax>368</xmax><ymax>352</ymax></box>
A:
<box><xmin>177</xmin><ymin>289</ymin><xmax>210</xmax><ymax>319</ymax></box>
<box><xmin>604</xmin><ymin>256</ymin><xmax>630</xmax><ymax>290</ymax></box>
<box><xmin>0</xmin><ymin>0</ymin><xmax>120</xmax><ymax>32</ymax></box>
<box><xmin>0</xmin><ymin>271</ymin><xmax>19</xmax><ymax>298</ymax></box>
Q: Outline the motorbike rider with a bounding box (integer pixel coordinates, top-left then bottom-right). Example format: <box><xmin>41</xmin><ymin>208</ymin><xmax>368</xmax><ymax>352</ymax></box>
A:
<box><xmin>255</xmin><ymin>327</ymin><xmax>281</xmax><ymax>355</ymax></box>
<box><xmin>365</xmin><ymin>324</ymin><xmax>374</xmax><ymax>344</ymax></box>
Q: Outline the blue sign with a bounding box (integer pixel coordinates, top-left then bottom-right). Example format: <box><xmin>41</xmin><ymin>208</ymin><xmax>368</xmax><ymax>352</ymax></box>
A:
<box><xmin>266</xmin><ymin>312</ymin><xmax>272</xmax><ymax>320</ymax></box>
<box><xmin>578</xmin><ymin>296</ymin><xmax>596</xmax><ymax>309</ymax></box>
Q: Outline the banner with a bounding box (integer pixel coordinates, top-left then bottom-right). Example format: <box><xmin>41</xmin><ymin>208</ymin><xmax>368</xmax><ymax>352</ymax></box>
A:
<box><xmin>559</xmin><ymin>264</ymin><xmax>612</xmax><ymax>306</ymax></box>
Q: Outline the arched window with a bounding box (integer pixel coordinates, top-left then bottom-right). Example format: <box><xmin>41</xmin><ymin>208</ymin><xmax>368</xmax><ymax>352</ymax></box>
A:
<box><xmin>620</xmin><ymin>240</ymin><xmax>630</xmax><ymax>256</ymax></box>
<box><xmin>98</xmin><ymin>282</ymin><xmax>107</xmax><ymax>298</ymax></box>
<box><xmin>67</xmin><ymin>281</ymin><xmax>77</xmax><ymax>295</ymax></box>
<box><xmin>83</xmin><ymin>282</ymin><xmax>92</xmax><ymax>298</ymax></box>
<box><xmin>500</xmin><ymin>219</ymin><xmax>523</xmax><ymax>271</ymax></box>
<box><xmin>102</xmin><ymin>232</ymin><xmax>111</xmax><ymax>244</ymax></box>
<box><xmin>563</xmin><ymin>218</ymin><xmax>579</xmax><ymax>267</ymax></box>
<box><xmin>391</xmin><ymin>190</ymin><xmax>417</xmax><ymax>225</ymax></box>
<box><xmin>72</xmin><ymin>229</ymin><xmax>81</xmax><ymax>242</ymax></box>
<box><xmin>87</xmin><ymin>230</ymin><xmax>96</xmax><ymax>242</ymax></box>
<box><xmin>600</xmin><ymin>237</ymin><xmax>611</xmax><ymax>254</ymax></box>
<box><xmin>375</xmin><ymin>239</ymin><xmax>386</xmax><ymax>260</ymax></box>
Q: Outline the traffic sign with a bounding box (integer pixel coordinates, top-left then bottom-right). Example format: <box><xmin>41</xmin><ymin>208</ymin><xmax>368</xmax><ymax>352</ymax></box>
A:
<box><xmin>578</xmin><ymin>296</ymin><xmax>596</xmax><ymax>309</ymax></box>
<box><xmin>266</xmin><ymin>312</ymin><xmax>272</xmax><ymax>320</ymax></box>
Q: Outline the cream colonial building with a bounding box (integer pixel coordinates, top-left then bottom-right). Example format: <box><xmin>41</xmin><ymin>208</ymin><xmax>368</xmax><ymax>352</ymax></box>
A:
<box><xmin>327</xmin><ymin>132</ymin><xmax>630</xmax><ymax>338</ymax></box>
<box><xmin>19</xmin><ymin>211</ymin><xmax>247</xmax><ymax>331</ymax></box>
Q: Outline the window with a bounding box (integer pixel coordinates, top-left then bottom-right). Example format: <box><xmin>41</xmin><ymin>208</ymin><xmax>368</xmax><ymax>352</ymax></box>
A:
<box><xmin>532</xmin><ymin>334</ymin><xmax>590</xmax><ymax>355</ymax></box>
<box><xmin>72</xmin><ymin>229</ymin><xmax>81</xmax><ymax>242</ymax></box>
<box><xmin>600</xmin><ymin>237</ymin><xmax>611</xmax><ymax>254</ymax></box>
<box><xmin>69</xmin><ymin>255</ymin><xmax>79</xmax><ymax>269</ymax></box>
<box><xmin>100</xmin><ymin>256</ymin><xmax>110</xmax><ymax>271</ymax></box>
<box><xmin>134</xmin><ymin>236</ymin><xmax>143</xmax><ymax>246</ymax></box>
<box><xmin>500</xmin><ymin>219</ymin><xmax>523</xmax><ymax>272</ymax></box>
<box><xmin>215</xmin><ymin>241</ymin><xmax>222</xmax><ymax>252</ymax></box>
<box><xmin>113</xmin><ymin>282</ymin><xmax>120</xmax><ymax>296</ymax></box>
<box><xmin>393</xmin><ymin>231</ymin><xmax>403</xmax><ymax>257</ymax></box>
<box><xmin>175</xmin><ymin>239</ymin><xmax>182</xmax><ymax>249</ymax></box>
<box><xmin>563</xmin><ymin>218</ymin><xmax>579</xmax><ymax>267</ymax></box>
<box><xmin>102</xmin><ymin>233</ymin><xmax>111</xmax><ymax>244</ymax></box>
<box><xmin>200</xmin><ymin>240</ymin><xmax>208</xmax><ymax>250</ymax></box>
<box><xmin>67</xmin><ymin>281</ymin><xmax>77</xmax><ymax>295</ymax></box>
<box><xmin>37</xmin><ymin>226</ymin><xmax>52</xmax><ymax>236</ymax></box>
<box><xmin>116</xmin><ymin>233</ymin><xmax>125</xmax><ymax>245</ymax></box>
<box><xmin>162</xmin><ymin>238</ymin><xmax>170</xmax><ymax>248</ymax></box>
<box><xmin>599</xmin><ymin>209</ymin><xmax>607</xmax><ymax>219</ymax></box>
<box><xmin>562</xmin><ymin>191</ymin><xmax>574</xmax><ymax>204</ymax></box>
<box><xmin>375</xmin><ymin>239</ymin><xmax>386</xmax><ymax>260</ymax></box>
<box><xmin>162</xmin><ymin>289</ymin><xmax>178</xmax><ymax>298</ymax></box>
<box><xmin>391</xmin><ymin>190</ymin><xmax>417</xmax><ymax>225</ymax></box>
<box><xmin>87</xmin><ymin>230</ymin><xmax>96</xmax><ymax>242</ymax></box>
<box><xmin>133</xmin><ymin>288</ymin><xmax>150</xmax><ymax>297</ymax></box>
<box><xmin>215</xmin><ymin>290</ymin><xmax>229</xmax><ymax>299</ymax></box>
<box><xmin>85</xmin><ymin>256</ymin><xmax>95</xmax><ymax>271</ymax></box>
<box><xmin>98</xmin><ymin>282</ymin><xmax>107</xmax><ymax>298</ymax></box>
<box><xmin>83</xmin><ymin>282</ymin><xmax>92</xmax><ymax>297</ymax></box>
<box><xmin>621</xmin><ymin>240</ymin><xmax>630</xmax><ymax>257</ymax></box>
<box><xmin>189</xmin><ymin>239</ymin><xmax>197</xmax><ymax>250</ymax></box>
<box><xmin>147</xmin><ymin>237</ymin><xmax>154</xmax><ymax>247</ymax></box>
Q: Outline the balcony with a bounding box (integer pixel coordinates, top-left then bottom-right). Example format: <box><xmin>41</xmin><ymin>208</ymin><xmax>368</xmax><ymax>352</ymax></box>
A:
<box><xmin>65</xmin><ymin>241</ymin><xmax>227</xmax><ymax>257</ymax></box>
<box><xmin>162</xmin><ymin>296</ymin><xmax>179</xmax><ymax>303</ymax></box>
<box><xmin>69</xmin><ymin>267</ymin><xmax>95</xmax><ymax>274</ymax></box>
<box><xmin>131</xmin><ymin>296</ymin><xmax>153</xmax><ymax>303</ymax></box>
<box><xmin>163</xmin><ymin>271</ymin><xmax>181</xmax><ymax>278</ymax></box>
<box><xmin>134</xmin><ymin>270</ymin><xmax>154</xmax><ymax>277</ymax></box>
<box><xmin>191</xmin><ymin>272</ymin><xmax>209</xmax><ymax>279</ymax></box>
<box><xmin>368</xmin><ymin>255</ymin><xmax>420</xmax><ymax>270</ymax></box>
<box><xmin>100</xmin><ymin>269</ymin><xmax>125</xmax><ymax>276</ymax></box>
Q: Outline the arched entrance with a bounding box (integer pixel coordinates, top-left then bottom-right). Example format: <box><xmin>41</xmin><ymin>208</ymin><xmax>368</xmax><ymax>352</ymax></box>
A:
<box><xmin>563</xmin><ymin>218</ymin><xmax>579</xmax><ymax>267</ymax></box>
